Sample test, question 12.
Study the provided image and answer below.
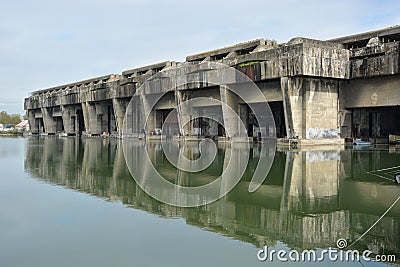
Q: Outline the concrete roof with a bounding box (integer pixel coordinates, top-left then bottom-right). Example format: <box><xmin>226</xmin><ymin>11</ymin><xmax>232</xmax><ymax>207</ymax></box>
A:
<box><xmin>328</xmin><ymin>25</ymin><xmax>400</xmax><ymax>45</ymax></box>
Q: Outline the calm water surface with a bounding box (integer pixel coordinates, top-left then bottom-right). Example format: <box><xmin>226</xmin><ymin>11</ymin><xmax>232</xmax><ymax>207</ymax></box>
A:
<box><xmin>0</xmin><ymin>136</ymin><xmax>399</xmax><ymax>267</ymax></box>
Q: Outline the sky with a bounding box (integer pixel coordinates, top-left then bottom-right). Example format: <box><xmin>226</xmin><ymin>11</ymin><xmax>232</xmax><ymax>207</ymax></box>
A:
<box><xmin>0</xmin><ymin>0</ymin><xmax>399</xmax><ymax>115</ymax></box>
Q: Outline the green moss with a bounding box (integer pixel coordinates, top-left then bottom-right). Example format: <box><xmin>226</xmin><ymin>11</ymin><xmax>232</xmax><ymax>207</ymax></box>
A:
<box><xmin>238</xmin><ymin>61</ymin><xmax>259</xmax><ymax>67</ymax></box>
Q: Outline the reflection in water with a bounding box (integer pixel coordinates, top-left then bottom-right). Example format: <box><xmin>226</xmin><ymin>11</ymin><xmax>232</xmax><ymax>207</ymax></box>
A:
<box><xmin>24</xmin><ymin>137</ymin><xmax>400</xmax><ymax>260</ymax></box>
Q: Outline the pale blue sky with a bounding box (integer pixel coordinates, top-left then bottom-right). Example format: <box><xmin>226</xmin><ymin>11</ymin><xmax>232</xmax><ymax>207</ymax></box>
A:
<box><xmin>0</xmin><ymin>0</ymin><xmax>399</xmax><ymax>115</ymax></box>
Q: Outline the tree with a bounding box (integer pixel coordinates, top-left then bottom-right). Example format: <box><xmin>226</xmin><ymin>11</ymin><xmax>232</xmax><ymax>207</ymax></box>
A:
<box><xmin>0</xmin><ymin>111</ymin><xmax>22</xmax><ymax>125</ymax></box>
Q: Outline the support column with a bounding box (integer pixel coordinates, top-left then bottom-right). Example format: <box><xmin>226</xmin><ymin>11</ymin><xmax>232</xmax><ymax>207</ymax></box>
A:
<box><xmin>303</xmin><ymin>79</ymin><xmax>339</xmax><ymax>138</ymax></box>
<box><xmin>41</xmin><ymin>107</ymin><xmax>57</xmax><ymax>134</ymax></box>
<box><xmin>219</xmin><ymin>86</ymin><xmax>247</xmax><ymax>139</ymax></box>
<box><xmin>112</xmin><ymin>98</ymin><xmax>129</xmax><ymax>136</ymax></box>
<box><xmin>338</xmin><ymin>82</ymin><xmax>352</xmax><ymax>138</ymax></box>
<box><xmin>123</xmin><ymin>95</ymin><xmax>145</xmax><ymax>137</ymax></box>
<box><xmin>352</xmin><ymin>109</ymin><xmax>369</xmax><ymax>138</ymax></box>
<box><xmin>83</xmin><ymin>102</ymin><xmax>111</xmax><ymax>135</ymax></box>
<box><xmin>27</xmin><ymin>110</ymin><xmax>39</xmax><ymax>134</ymax></box>
<box><xmin>142</xmin><ymin>95</ymin><xmax>156</xmax><ymax>135</ymax></box>
<box><xmin>204</xmin><ymin>106</ymin><xmax>221</xmax><ymax>136</ymax></box>
<box><xmin>61</xmin><ymin>105</ymin><xmax>75</xmax><ymax>134</ymax></box>
<box><xmin>81</xmin><ymin>102</ymin><xmax>90</xmax><ymax>135</ymax></box>
<box><xmin>280</xmin><ymin>77</ymin><xmax>303</xmax><ymax>138</ymax></box>
<box><xmin>176</xmin><ymin>90</ymin><xmax>191</xmax><ymax>136</ymax></box>
<box><xmin>281</xmin><ymin>77</ymin><xmax>340</xmax><ymax>140</ymax></box>
<box><xmin>84</xmin><ymin>102</ymin><xmax>100</xmax><ymax>135</ymax></box>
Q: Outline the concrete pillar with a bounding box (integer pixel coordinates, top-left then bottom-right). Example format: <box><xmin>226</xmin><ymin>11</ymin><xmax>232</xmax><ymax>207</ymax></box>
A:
<box><xmin>352</xmin><ymin>108</ymin><xmax>370</xmax><ymax>138</ymax></box>
<box><xmin>204</xmin><ymin>106</ymin><xmax>221</xmax><ymax>136</ymax></box>
<box><xmin>280</xmin><ymin>77</ymin><xmax>303</xmax><ymax>138</ymax></box>
<box><xmin>83</xmin><ymin>102</ymin><xmax>101</xmax><ymax>135</ymax></box>
<box><xmin>141</xmin><ymin>95</ymin><xmax>156</xmax><ymax>135</ymax></box>
<box><xmin>281</xmin><ymin>77</ymin><xmax>340</xmax><ymax>140</ymax></box>
<box><xmin>27</xmin><ymin>110</ymin><xmax>39</xmax><ymax>134</ymax></box>
<box><xmin>82</xmin><ymin>102</ymin><xmax>113</xmax><ymax>135</ymax></box>
<box><xmin>219</xmin><ymin>86</ymin><xmax>246</xmax><ymax>138</ymax></box>
<box><xmin>238</xmin><ymin>104</ymin><xmax>248</xmax><ymax>135</ymax></box>
<box><xmin>95</xmin><ymin>103</ymin><xmax>107</xmax><ymax>135</ymax></box>
<box><xmin>81</xmin><ymin>102</ymin><xmax>90</xmax><ymax>134</ymax></box>
<box><xmin>338</xmin><ymin>82</ymin><xmax>352</xmax><ymax>138</ymax></box>
<box><xmin>61</xmin><ymin>105</ymin><xmax>75</xmax><ymax>134</ymax></box>
<box><xmin>123</xmin><ymin>95</ymin><xmax>146</xmax><ymax>136</ymax></box>
<box><xmin>112</xmin><ymin>98</ymin><xmax>129</xmax><ymax>136</ymax></box>
<box><xmin>176</xmin><ymin>90</ymin><xmax>191</xmax><ymax>136</ymax></box>
<box><xmin>371</xmin><ymin>112</ymin><xmax>380</xmax><ymax>137</ymax></box>
<box><xmin>41</xmin><ymin>107</ymin><xmax>57</xmax><ymax>134</ymax></box>
<box><xmin>304</xmin><ymin>79</ymin><xmax>339</xmax><ymax>139</ymax></box>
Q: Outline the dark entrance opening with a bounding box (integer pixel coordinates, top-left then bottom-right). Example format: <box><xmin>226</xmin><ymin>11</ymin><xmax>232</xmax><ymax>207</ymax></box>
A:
<box><xmin>218</xmin><ymin>124</ymin><xmax>225</xmax><ymax>137</ymax></box>
<box><xmin>106</xmin><ymin>104</ymin><xmax>116</xmax><ymax>134</ymax></box>
<box><xmin>156</xmin><ymin>108</ymin><xmax>176</xmax><ymax>136</ymax></box>
<box><xmin>194</xmin><ymin>106</ymin><xmax>223</xmax><ymax>137</ymax></box>
<box><xmin>156</xmin><ymin>109</ymin><xmax>174</xmax><ymax>127</ymax></box>
<box><xmin>36</xmin><ymin>118</ymin><xmax>44</xmax><ymax>133</ymax></box>
<box><xmin>76</xmin><ymin>109</ymin><xmax>85</xmax><ymax>134</ymax></box>
<box><xmin>269</xmin><ymin>101</ymin><xmax>286</xmax><ymax>138</ymax></box>
<box><xmin>351</xmin><ymin>106</ymin><xmax>400</xmax><ymax>139</ymax></box>
<box><xmin>241</xmin><ymin>101</ymin><xmax>286</xmax><ymax>139</ymax></box>
<box><xmin>55</xmin><ymin>117</ymin><xmax>64</xmax><ymax>133</ymax></box>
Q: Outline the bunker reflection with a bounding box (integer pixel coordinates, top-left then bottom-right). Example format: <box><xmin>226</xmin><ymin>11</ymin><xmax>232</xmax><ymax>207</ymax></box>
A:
<box><xmin>24</xmin><ymin>137</ymin><xmax>400</xmax><ymax>260</ymax></box>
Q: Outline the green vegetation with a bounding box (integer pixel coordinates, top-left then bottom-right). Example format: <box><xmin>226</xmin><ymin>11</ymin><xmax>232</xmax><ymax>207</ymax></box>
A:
<box><xmin>0</xmin><ymin>111</ymin><xmax>22</xmax><ymax>125</ymax></box>
<box><xmin>238</xmin><ymin>61</ymin><xmax>259</xmax><ymax>67</ymax></box>
<box><xmin>0</xmin><ymin>129</ymin><xmax>23</xmax><ymax>135</ymax></box>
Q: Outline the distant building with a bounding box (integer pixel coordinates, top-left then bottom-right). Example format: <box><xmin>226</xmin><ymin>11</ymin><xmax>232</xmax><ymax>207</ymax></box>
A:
<box><xmin>15</xmin><ymin>120</ymin><xmax>29</xmax><ymax>132</ymax></box>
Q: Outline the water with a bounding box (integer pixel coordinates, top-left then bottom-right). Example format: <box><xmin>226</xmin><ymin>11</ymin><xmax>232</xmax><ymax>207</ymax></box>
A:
<box><xmin>1</xmin><ymin>136</ymin><xmax>400</xmax><ymax>267</ymax></box>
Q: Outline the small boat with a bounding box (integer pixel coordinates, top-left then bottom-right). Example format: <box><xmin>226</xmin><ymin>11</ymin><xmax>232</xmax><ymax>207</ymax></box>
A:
<box><xmin>389</xmin><ymin>134</ymin><xmax>400</xmax><ymax>145</ymax></box>
<box><xmin>394</xmin><ymin>172</ymin><xmax>400</xmax><ymax>184</ymax></box>
<box><xmin>354</xmin><ymin>138</ymin><xmax>372</xmax><ymax>146</ymax></box>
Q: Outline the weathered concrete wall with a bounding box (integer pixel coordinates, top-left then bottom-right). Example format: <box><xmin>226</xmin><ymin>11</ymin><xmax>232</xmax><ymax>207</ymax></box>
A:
<box><xmin>350</xmin><ymin>42</ymin><xmax>399</xmax><ymax>78</ymax></box>
<box><xmin>281</xmin><ymin>77</ymin><xmax>339</xmax><ymax>139</ymax></box>
<box><xmin>61</xmin><ymin>104</ymin><xmax>82</xmax><ymax>134</ymax></box>
<box><xmin>24</xmin><ymin>26</ymin><xmax>400</xmax><ymax>141</ymax></box>
<box><xmin>341</xmin><ymin>75</ymin><xmax>400</xmax><ymax>108</ymax></box>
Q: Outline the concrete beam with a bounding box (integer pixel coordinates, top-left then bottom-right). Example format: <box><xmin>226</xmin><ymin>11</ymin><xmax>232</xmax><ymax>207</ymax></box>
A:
<box><xmin>32</xmin><ymin>74</ymin><xmax>118</xmax><ymax>97</ymax></box>
<box><xmin>186</xmin><ymin>39</ymin><xmax>266</xmax><ymax>62</ymax></box>
<box><xmin>341</xmin><ymin>74</ymin><xmax>400</xmax><ymax>108</ymax></box>
<box><xmin>122</xmin><ymin>61</ymin><xmax>177</xmax><ymax>78</ymax></box>
<box><xmin>329</xmin><ymin>25</ymin><xmax>400</xmax><ymax>46</ymax></box>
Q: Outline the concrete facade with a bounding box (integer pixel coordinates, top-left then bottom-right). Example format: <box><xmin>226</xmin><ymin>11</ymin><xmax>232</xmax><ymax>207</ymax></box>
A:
<box><xmin>24</xmin><ymin>26</ymin><xmax>400</xmax><ymax>144</ymax></box>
